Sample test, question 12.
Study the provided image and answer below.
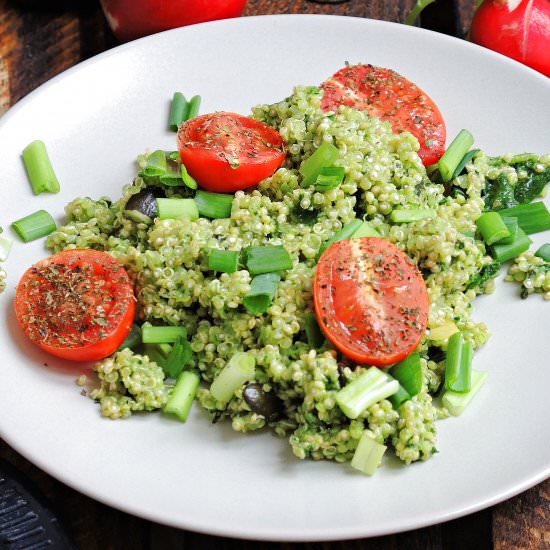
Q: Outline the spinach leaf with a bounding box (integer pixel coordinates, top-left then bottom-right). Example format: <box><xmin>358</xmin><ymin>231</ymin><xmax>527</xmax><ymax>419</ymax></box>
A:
<box><xmin>467</xmin><ymin>261</ymin><xmax>501</xmax><ymax>290</ymax></box>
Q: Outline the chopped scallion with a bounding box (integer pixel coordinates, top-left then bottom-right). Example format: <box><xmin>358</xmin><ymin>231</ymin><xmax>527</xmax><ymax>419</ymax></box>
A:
<box><xmin>390</xmin><ymin>208</ymin><xmax>436</xmax><ymax>223</ymax></box>
<box><xmin>390</xmin><ymin>352</ymin><xmax>422</xmax><ymax>396</ymax></box>
<box><xmin>490</xmin><ymin>228</ymin><xmax>531</xmax><ymax>262</ymax></box>
<box><xmin>304</xmin><ymin>311</ymin><xmax>325</xmax><ymax>348</ymax></box>
<box><xmin>315</xmin><ymin>166</ymin><xmax>345</xmax><ymax>191</ymax></box>
<box><xmin>451</xmin><ymin>148</ymin><xmax>480</xmax><ymax>179</ymax></box>
<box><xmin>388</xmin><ymin>383</ymin><xmax>411</xmax><ymax>409</ymax></box>
<box><xmin>12</xmin><ymin>210</ymin><xmax>56</xmax><ymax>242</ymax></box>
<box><xmin>163</xmin><ymin>335</ymin><xmax>193</xmax><ymax>379</ymax></box>
<box><xmin>164</xmin><ymin>371</ymin><xmax>200</xmax><ymax>422</ymax></box>
<box><xmin>438</xmin><ymin>130</ymin><xmax>474</xmax><ymax>182</ymax></box>
<box><xmin>350</xmin><ymin>432</ymin><xmax>387</xmax><ymax>476</ymax></box>
<box><xmin>299</xmin><ymin>142</ymin><xmax>339</xmax><ymax>187</ymax></box>
<box><xmin>351</xmin><ymin>222</ymin><xmax>381</xmax><ymax>238</ymax></box>
<box><xmin>0</xmin><ymin>233</ymin><xmax>13</xmax><ymax>262</ymax></box>
<box><xmin>186</xmin><ymin>95</ymin><xmax>201</xmax><ymax>120</ymax></box>
<box><xmin>141</xmin><ymin>325</ymin><xmax>187</xmax><ymax>344</ymax></box>
<box><xmin>243</xmin><ymin>272</ymin><xmax>281</xmax><ymax>315</ymax></box>
<box><xmin>117</xmin><ymin>324</ymin><xmax>142</xmax><ymax>351</ymax></box>
<box><xmin>428</xmin><ymin>320</ymin><xmax>459</xmax><ymax>342</ymax></box>
<box><xmin>194</xmin><ymin>190</ymin><xmax>233</xmax><ymax>219</ymax></box>
<box><xmin>534</xmin><ymin>244</ymin><xmax>550</xmax><ymax>262</ymax></box>
<box><xmin>156</xmin><ymin>198</ymin><xmax>199</xmax><ymax>221</ymax></box>
<box><xmin>476</xmin><ymin>212</ymin><xmax>510</xmax><ymax>246</ymax></box>
<box><xmin>442</xmin><ymin>370</ymin><xmax>488</xmax><ymax>416</ymax></box>
<box><xmin>336</xmin><ymin>367</ymin><xmax>399</xmax><ymax>420</ymax></box>
<box><xmin>317</xmin><ymin>218</ymin><xmax>363</xmax><ymax>260</ymax></box>
<box><xmin>444</xmin><ymin>332</ymin><xmax>472</xmax><ymax>393</ymax></box>
<box><xmin>168</xmin><ymin>92</ymin><xmax>189</xmax><ymax>131</ymax></box>
<box><xmin>244</xmin><ymin>245</ymin><xmax>293</xmax><ymax>276</ymax></box>
<box><xmin>180</xmin><ymin>163</ymin><xmax>198</xmax><ymax>190</ymax></box>
<box><xmin>208</xmin><ymin>249</ymin><xmax>240</xmax><ymax>273</ymax></box>
<box><xmin>210</xmin><ymin>352</ymin><xmax>256</xmax><ymax>404</ymax></box>
<box><xmin>497</xmin><ymin>216</ymin><xmax>519</xmax><ymax>245</ymax></box>
<box><xmin>22</xmin><ymin>140</ymin><xmax>60</xmax><ymax>194</ymax></box>
<box><xmin>498</xmin><ymin>202</ymin><xmax>550</xmax><ymax>235</ymax></box>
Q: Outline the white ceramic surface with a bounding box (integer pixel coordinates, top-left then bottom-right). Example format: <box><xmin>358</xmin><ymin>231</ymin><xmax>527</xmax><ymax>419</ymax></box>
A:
<box><xmin>0</xmin><ymin>15</ymin><xmax>549</xmax><ymax>542</ymax></box>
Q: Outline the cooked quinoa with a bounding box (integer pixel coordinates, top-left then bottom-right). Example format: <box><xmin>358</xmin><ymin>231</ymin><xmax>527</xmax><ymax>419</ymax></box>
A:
<box><xmin>506</xmin><ymin>251</ymin><xmax>550</xmax><ymax>299</ymax></box>
<box><xmin>45</xmin><ymin>84</ymin><xmax>547</xmax><ymax>467</ymax></box>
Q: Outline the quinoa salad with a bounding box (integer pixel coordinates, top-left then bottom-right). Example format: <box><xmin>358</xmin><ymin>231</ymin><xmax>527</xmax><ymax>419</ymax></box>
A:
<box><xmin>7</xmin><ymin>64</ymin><xmax>550</xmax><ymax>475</ymax></box>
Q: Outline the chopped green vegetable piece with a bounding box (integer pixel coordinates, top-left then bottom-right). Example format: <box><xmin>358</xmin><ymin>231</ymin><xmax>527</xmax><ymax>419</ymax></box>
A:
<box><xmin>442</xmin><ymin>370</ymin><xmax>488</xmax><ymax>416</ymax></box>
<box><xmin>388</xmin><ymin>383</ymin><xmax>411</xmax><ymax>409</ymax></box>
<box><xmin>22</xmin><ymin>140</ymin><xmax>60</xmax><ymax>194</ymax></box>
<box><xmin>390</xmin><ymin>208</ymin><xmax>436</xmax><ymax>223</ymax></box>
<box><xmin>451</xmin><ymin>148</ymin><xmax>480</xmax><ymax>179</ymax></box>
<box><xmin>428</xmin><ymin>321</ymin><xmax>459</xmax><ymax>342</ymax></box>
<box><xmin>490</xmin><ymin>228</ymin><xmax>531</xmax><ymax>263</ymax></box>
<box><xmin>0</xmin><ymin>234</ymin><xmax>13</xmax><ymax>262</ymax></box>
<box><xmin>351</xmin><ymin>222</ymin><xmax>381</xmax><ymax>238</ymax></box>
<box><xmin>299</xmin><ymin>142</ymin><xmax>339</xmax><ymax>187</ymax></box>
<box><xmin>444</xmin><ymin>332</ymin><xmax>472</xmax><ymax>393</ymax></box>
<box><xmin>351</xmin><ymin>431</ymin><xmax>387</xmax><ymax>475</ymax></box>
<box><xmin>194</xmin><ymin>190</ymin><xmax>233</xmax><ymax>219</ymax></box>
<box><xmin>498</xmin><ymin>202</ymin><xmax>550</xmax><ymax>235</ymax></box>
<box><xmin>497</xmin><ymin>217</ymin><xmax>519</xmax><ymax>245</ymax></box>
<box><xmin>317</xmin><ymin>218</ymin><xmax>363</xmax><ymax>260</ymax></box>
<box><xmin>390</xmin><ymin>352</ymin><xmax>422</xmax><ymax>396</ymax></box>
<box><xmin>180</xmin><ymin>163</ymin><xmax>198</xmax><ymax>190</ymax></box>
<box><xmin>186</xmin><ymin>95</ymin><xmax>201</xmax><ymax>120</ymax></box>
<box><xmin>163</xmin><ymin>335</ymin><xmax>193</xmax><ymax>379</ymax></box>
<box><xmin>336</xmin><ymin>367</ymin><xmax>399</xmax><ymax>420</ymax></box>
<box><xmin>143</xmin><ymin>150</ymin><xmax>167</xmax><ymax>177</ymax></box>
<box><xmin>156</xmin><ymin>198</ymin><xmax>199</xmax><ymax>221</ymax></box>
<box><xmin>164</xmin><ymin>371</ymin><xmax>200</xmax><ymax>422</ymax></box>
<box><xmin>141</xmin><ymin>325</ymin><xmax>187</xmax><ymax>344</ymax></box>
<box><xmin>208</xmin><ymin>249</ymin><xmax>239</xmax><ymax>273</ymax></box>
<box><xmin>143</xmin><ymin>343</ymin><xmax>172</xmax><ymax>369</ymax></box>
<box><xmin>243</xmin><ymin>272</ymin><xmax>281</xmax><ymax>314</ymax></box>
<box><xmin>466</xmin><ymin>261</ymin><xmax>501</xmax><ymax>290</ymax></box>
<box><xmin>476</xmin><ymin>212</ymin><xmax>511</xmax><ymax>246</ymax></box>
<box><xmin>304</xmin><ymin>311</ymin><xmax>325</xmax><ymax>348</ymax></box>
<box><xmin>534</xmin><ymin>244</ymin><xmax>550</xmax><ymax>262</ymax></box>
<box><xmin>438</xmin><ymin>130</ymin><xmax>474</xmax><ymax>183</ymax></box>
<box><xmin>168</xmin><ymin>92</ymin><xmax>189</xmax><ymax>131</ymax></box>
<box><xmin>117</xmin><ymin>324</ymin><xmax>142</xmax><ymax>351</ymax></box>
<box><xmin>314</xmin><ymin>166</ymin><xmax>345</xmax><ymax>191</ymax></box>
<box><xmin>210</xmin><ymin>352</ymin><xmax>256</xmax><ymax>404</ymax></box>
<box><xmin>12</xmin><ymin>210</ymin><xmax>56</xmax><ymax>242</ymax></box>
<box><xmin>244</xmin><ymin>246</ymin><xmax>293</xmax><ymax>276</ymax></box>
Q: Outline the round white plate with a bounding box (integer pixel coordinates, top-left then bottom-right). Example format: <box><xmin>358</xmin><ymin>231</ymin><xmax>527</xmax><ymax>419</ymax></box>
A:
<box><xmin>0</xmin><ymin>14</ymin><xmax>549</xmax><ymax>542</ymax></box>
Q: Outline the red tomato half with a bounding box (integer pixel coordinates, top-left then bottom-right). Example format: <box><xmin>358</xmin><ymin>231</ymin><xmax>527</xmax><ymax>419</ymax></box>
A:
<box><xmin>100</xmin><ymin>0</ymin><xmax>247</xmax><ymax>42</ymax></box>
<box><xmin>178</xmin><ymin>112</ymin><xmax>286</xmax><ymax>193</ymax></box>
<box><xmin>320</xmin><ymin>64</ymin><xmax>446</xmax><ymax>166</ymax></box>
<box><xmin>15</xmin><ymin>249</ymin><xmax>135</xmax><ymax>362</ymax></box>
<box><xmin>314</xmin><ymin>237</ymin><xmax>429</xmax><ymax>366</ymax></box>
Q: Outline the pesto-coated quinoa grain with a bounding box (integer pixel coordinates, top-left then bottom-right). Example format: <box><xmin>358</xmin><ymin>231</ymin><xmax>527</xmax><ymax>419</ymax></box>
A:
<box><xmin>42</xmin><ymin>83</ymin><xmax>549</xmax><ymax>470</ymax></box>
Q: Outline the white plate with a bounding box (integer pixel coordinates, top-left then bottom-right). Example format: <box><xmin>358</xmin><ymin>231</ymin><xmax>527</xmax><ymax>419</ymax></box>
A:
<box><xmin>0</xmin><ymin>14</ymin><xmax>549</xmax><ymax>542</ymax></box>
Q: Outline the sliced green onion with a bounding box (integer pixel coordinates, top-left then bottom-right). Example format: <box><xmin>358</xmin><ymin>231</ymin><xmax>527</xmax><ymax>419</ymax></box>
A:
<box><xmin>534</xmin><ymin>244</ymin><xmax>550</xmax><ymax>262</ymax></box>
<box><xmin>141</xmin><ymin>325</ymin><xmax>187</xmax><ymax>344</ymax></box>
<box><xmin>438</xmin><ymin>130</ymin><xmax>474</xmax><ymax>182</ymax></box>
<box><xmin>156</xmin><ymin>198</ymin><xmax>199</xmax><ymax>221</ymax></box>
<box><xmin>314</xmin><ymin>166</ymin><xmax>345</xmax><ymax>191</ymax></box>
<box><xmin>476</xmin><ymin>212</ymin><xmax>511</xmax><ymax>246</ymax></box>
<box><xmin>12</xmin><ymin>210</ymin><xmax>56</xmax><ymax>242</ymax></box>
<box><xmin>497</xmin><ymin>216</ymin><xmax>519</xmax><ymax>245</ymax></box>
<box><xmin>168</xmin><ymin>92</ymin><xmax>189</xmax><ymax>131</ymax></box>
<box><xmin>244</xmin><ymin>245</ymin><xmax>293</xmax><ymax>276</ymax></box>
<box><xmin>186</xmin><ymin>95</ymin><xmax>201</xmax><ymax>120</ymax></box>
<box><xmin>22</xmin><ymin>140</ymin><xmax>60</xmax><ymax>194</ymax></box>
<box><xmin>299</xmin><ymin>142</ymin><xmax>339</xmax><ymax>187</ymax></box>
<box><xmin>350</xmin><ymin>432</ymin><xmax>387</xmax><ymax>476</ymax></box>
<box><xmin>390</xmin><ymin>352</ymin><xmax>422</xmax><ymax>396</ymax></box>
<box><xmin>180</xmin><ymin>163</ymin><xmax>198</xmax><ymax>190</ymax></box>
<box><xmin>243</xmin><ymin>272</ymin><xmax>280</xmax><ymax>315</ymax></box>
<box><xmin>210</xmin><ymin>352</ymin><xmax>256</xmax><ymax>405</ymax></box>
<box><xmin>442</xmin><ymin>370</ymin><xmax>488</xmax><ymax>416</ymax></box>
<box><xmin>498</xmin><ymin>202</ymin><xmax>550</xmax><ymax>235</ymax></box>
<box><xmin>390</xmin><ymin>208</ymin><xmax>436</xmax><ymax>223</ymax></box>
<box><xmin>335</xmin><ymin>367</ymin><xmax>399</xmax><ymax>420</ymax></box>
<box><xmin>317</xmin><ymin>218</ymin><xmax>363</xmax><ymax>260</ymax></box>
<box><xmin>208</xmin><ymin>249</ymin><xmax>239</xmax><ymax>273</ymax></box>
<box><xmin>0</xmin><ymin>234</ymin><xmax>13</xmax><ymax>262</ymax></box>
<box><xmin>405</xmin><ymin>0</ymin><xmax>436</xmax><ymax>25</ymax></box>
<box><xmin>164</xmin><ymin>371</ymin><xmax>200</xmax><ymax>422</ymax></box>
<box><xmin>117</xmin><ymin>324</ymin><xmax>142</xmax><ymax>351</ymax></box>
<box><xmin>143</xmin><ymin>150</ymin><xmax>167</xmax><ymax>176</ymax></box>
<box><xmin>428</xmin><ymin>320</ymin><xmax>459</xmax><ymax>342</ymax></box>
<box><xmin>143</xmin><ymin>343</ymin><xmax>172</xmax><ymax>369</ymax></box>
<box><xmin>490</xmin><ymin>228</ymin><xmax>531</xmax><ymax>262</ymax></box>
<box><xmin>388</xmin><ymin>383</ymin><xmax>411</xmax><ymax>409</ymax></box>
<box><xmin>351</xmin><ymin>222</ymin><xmax>381</xmax><ymax>238</ymax></box>
<box><xmin>304</xmin><ymin>311</ymin><xmax>325</xmax><ymax>348</ymax></box>
<box><xmin>444</xmin><ymin>332</ymin><xmax>472</xmax><ymax>393</ymax></box>
<box><xmin>451</xmin><ymin>149</ymin><xmax>480</xmax><ymax>179</ymax></box>
<box><xmin>163</xmin><ymin>335</ymin><xmax>193</xmax><ymax>379</ymax></box>
<box><xmin>194</xmin><ymin>190</ymin><xmax>233</xmax><ymax>219</ymax></box>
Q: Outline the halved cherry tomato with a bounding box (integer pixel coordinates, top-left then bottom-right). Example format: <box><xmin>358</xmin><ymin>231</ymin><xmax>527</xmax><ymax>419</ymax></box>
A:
<box><xmin>177</xmin><ymin>112</ymin><xmax>286</xmax><ymax>193</ymax></box>
<box><xmin>314</xmin><ymin>237</ymin><xmax>429</xmax><ymax>366</ymax></box>
<box><xmin>320</xmin><ymin>64</ymin><xmax>446</xmax><ymax>166</ymax></box>
<box><xmin>14</xmin><ymin>249</ymin><xmax>135</xmax><ymax>362</ymax></box>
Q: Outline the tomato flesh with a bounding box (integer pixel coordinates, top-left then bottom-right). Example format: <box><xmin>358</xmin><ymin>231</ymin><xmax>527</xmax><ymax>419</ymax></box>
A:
<box><xmin>14</xmin><ymin>249</ymin><xmax>135</xmax><ymax>362</ymax></box>
<box><xmin>177</xmin><ymin>112</ymin><xmax>286</xmax><ymax>193</ymax></box>
<box><xmin>320</xmin><ymin>64</ymin><xmax>446</xmax><ymax>167</ymax></box>
<box><xmin>314</xmin><ymin>237</ymin><xmax>429</xmax><ymax>366</ymax></box>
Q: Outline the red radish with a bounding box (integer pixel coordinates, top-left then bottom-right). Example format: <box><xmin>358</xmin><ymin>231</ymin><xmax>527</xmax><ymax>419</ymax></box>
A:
<box><xmin>470</xmin><ymin>0</ymin><xmax>550</xmax><ymax>77</ymax></box>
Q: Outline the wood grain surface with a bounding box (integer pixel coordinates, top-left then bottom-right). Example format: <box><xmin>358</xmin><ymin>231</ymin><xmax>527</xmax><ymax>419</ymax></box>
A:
<box><xmin>0</xmin><ymin>0</ymin><xmax>548</xmax><ymax>548</ymax></box>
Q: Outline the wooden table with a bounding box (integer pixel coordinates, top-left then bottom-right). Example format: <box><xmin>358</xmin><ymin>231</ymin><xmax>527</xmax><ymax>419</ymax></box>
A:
<box><xmin>0</xmin><ymin>0</ymin><xmax>548</xmax><ymax>548</ymax></box>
